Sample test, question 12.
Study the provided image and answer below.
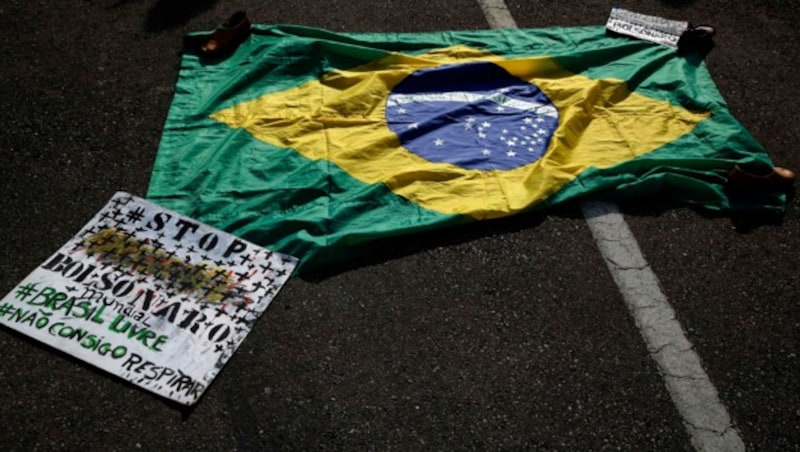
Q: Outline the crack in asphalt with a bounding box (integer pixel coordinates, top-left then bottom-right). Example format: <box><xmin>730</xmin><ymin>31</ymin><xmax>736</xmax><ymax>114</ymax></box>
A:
<box><xmin>581</xmin><ymin>200</ymin><xmax>745</xmax><ymax>452</ymax></box>
<box><xmin>603</xmin><ymin>255</ymin><xmax>651</xmax><ymax>271</ymax></box>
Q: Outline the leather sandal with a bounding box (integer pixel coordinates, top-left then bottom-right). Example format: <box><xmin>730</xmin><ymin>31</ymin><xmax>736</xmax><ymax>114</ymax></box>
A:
<box><xmin>200</xmin><ymin>11</ymin><xmax>251</xmax><ymax>58</ymax></box>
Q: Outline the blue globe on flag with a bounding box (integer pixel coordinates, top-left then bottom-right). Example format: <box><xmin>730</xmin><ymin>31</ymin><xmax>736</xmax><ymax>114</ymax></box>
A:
<box><xmin>386</xmin><ymin>61</ymin><xmax>559</xmax><ymax>171</ymax></box>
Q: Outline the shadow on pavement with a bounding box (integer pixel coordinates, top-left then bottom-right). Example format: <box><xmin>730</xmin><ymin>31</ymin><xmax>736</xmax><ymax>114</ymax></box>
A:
<box><xmin>137</xmin><ymin>0</ymin><xmax>219</xmax><ymax>32</ymax></box>
<box><xmin>618</xmin><ymin>192</ymin><xmax>794</xmax><ymax>233</ymax></box>
<box><xmin>659</xmin><ymin>0</ymin><xmax>695</xmax><ymax>7</ymax></box>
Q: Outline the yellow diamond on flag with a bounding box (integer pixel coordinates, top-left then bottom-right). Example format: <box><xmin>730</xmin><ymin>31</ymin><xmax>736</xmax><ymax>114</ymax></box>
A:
<box><xmin>211</xmin><ymin>46</ymin><xmax>709</xmax><ymax>220</ymax></box>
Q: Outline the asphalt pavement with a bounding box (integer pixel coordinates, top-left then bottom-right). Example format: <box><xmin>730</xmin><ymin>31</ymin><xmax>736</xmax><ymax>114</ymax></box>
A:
<box><xmin>1</xmin><ymin>0</ymin><xmax>798</xmax><ymax>450</ymax></box>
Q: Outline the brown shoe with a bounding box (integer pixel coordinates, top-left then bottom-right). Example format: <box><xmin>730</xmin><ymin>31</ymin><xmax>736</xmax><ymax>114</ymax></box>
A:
<box><xmin>200</xmin><ymin>11</ymin><xmax>251</xmax><ymax>57</ymax></box>
<box><xmin>677</xmin><ymin>24</ymin><xmax>716</xmax><ymax>55</ymax></box>
<box><xmin>726</xmin><ymin>165</ymin><xmax>796</xmax><ymax>193</ymax></box>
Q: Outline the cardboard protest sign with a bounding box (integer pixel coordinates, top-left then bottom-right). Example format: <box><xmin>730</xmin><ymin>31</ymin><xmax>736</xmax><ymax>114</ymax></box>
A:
<box><xmin>0</xmin><ymin>192</ymin><xmax>297</xmax><ymax>405</ymax></box>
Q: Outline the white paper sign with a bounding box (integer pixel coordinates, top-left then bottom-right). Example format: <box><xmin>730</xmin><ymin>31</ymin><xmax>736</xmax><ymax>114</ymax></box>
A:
<box><xmin>606</xmin><ymin>8</ymin><xmax>689</xmax><ymax>48</ymax></box>
<box><xmin>0</xmin><ymin>192</ymin><xmax>297</xmax><ymax>405</ymax></box>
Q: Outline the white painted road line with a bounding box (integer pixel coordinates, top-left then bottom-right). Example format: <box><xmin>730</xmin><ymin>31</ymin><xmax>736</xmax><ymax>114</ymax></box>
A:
<box><xmin>582</xmin><ymin>201</ymin><xmax>744</xmax><ymax>451</ymax></box>
<box><xmin>476</xmin><ymin>0</ymin><xmax>518</xmax><ymax>29</ymax></box>
<box><xmin>471</xmin><ymin>0</ymin><xmax>746</xmax><ymax>449</ymax></box>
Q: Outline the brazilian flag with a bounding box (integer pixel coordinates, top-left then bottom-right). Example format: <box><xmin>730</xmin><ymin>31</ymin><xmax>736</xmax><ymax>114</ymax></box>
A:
<box><xmin>148</xmin><ymin>25</ymin><xmax>784</xmax><ymax>272</ymax></box>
